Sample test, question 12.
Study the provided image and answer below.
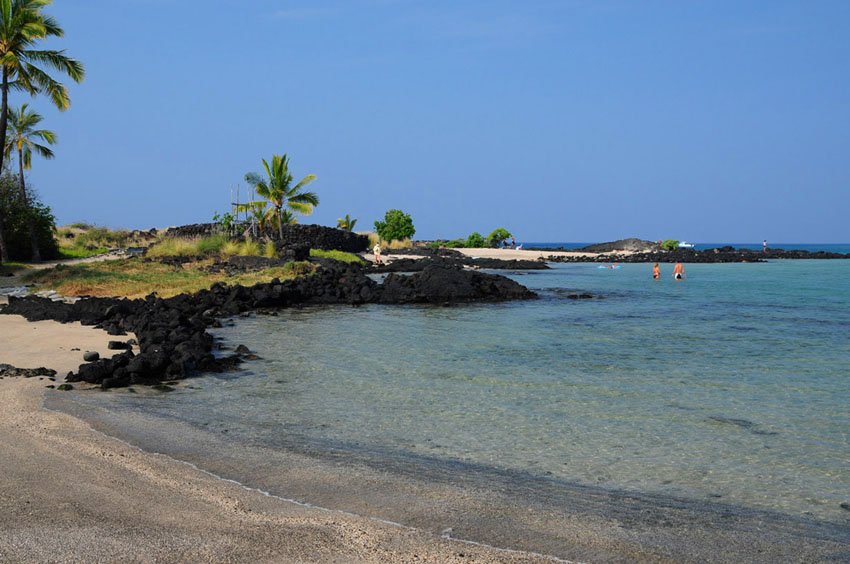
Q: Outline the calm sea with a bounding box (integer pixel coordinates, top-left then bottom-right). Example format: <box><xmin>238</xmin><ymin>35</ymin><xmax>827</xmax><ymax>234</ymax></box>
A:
<box><xmin>527</xmin><ymin>242</ymin><xmax>850</xmax><ymax>253</ymax></box>
<box><xmin>49</xmin><ymin>258</ymin><xmax>850</xmax><ymax>551</ymax></box>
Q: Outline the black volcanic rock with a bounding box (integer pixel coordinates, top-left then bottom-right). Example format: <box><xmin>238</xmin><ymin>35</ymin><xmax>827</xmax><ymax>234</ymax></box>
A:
<box><xmin>377</xmin><ymin>264</ymin><xmax>537</xmax><ymax>304</ymax></box>
<box><xmin>0</xmin><ymin>364</ymin><xmax>57</xmax><ymax>378</ymax></box>
<box><xmin>578</xmin><ymin>239</ymin><xmax>660</xmax><ymax>253</ymax></box>
<box><xmin>0</xmin><ymin>262</ymin><xmax>535</xmax><ymax>389</ymax></box>
<box><xmin>373</xmin><ymin>256</ymin><xmax>548</xmax><ymax>273</ymax></box>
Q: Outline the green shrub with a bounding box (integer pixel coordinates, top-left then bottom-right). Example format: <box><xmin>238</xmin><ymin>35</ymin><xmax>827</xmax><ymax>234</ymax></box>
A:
<box><xmin>374</xmin><ymin>209</ymin><xmax>415</xmax><ymax>242</ymax></box>
<box><xmin>661</xmin><ymin>239</ymin><xmax>680</xmax><ymax>251</ymax></box>
<box><xmin>310</xmin><ymin>249</ymin><xmax>365</xmax><ymax>264</ymax></box>
<box><xmin>465</xmin><ymin>232</ymin><xmax>486</xmax><ymax>247</ymax></box>
<box><xmin>486</xmin><ymin>228</ymin><xmax>512</xmax><ymax>248</ymax></box>
<box><xmin>445</xmin><ymin>238</ymin><xmax>467</xmax><ymax>248</ymax></box>
<box><xmin>0</xmin><ymin>174</ymin><xmax>59</xmax><ymax>262</ymax></box>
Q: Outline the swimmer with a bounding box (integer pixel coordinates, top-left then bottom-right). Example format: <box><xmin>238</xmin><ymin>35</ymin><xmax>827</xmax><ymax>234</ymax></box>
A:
<box><xmin>673</xmin><ymin>261</ymin><xmax>685</xmax><ymax>280</ymax></box>
<box><xmin>653</xmin><ymin>262</ymin><xmax>660</xmax><ymax>280</ymax></box>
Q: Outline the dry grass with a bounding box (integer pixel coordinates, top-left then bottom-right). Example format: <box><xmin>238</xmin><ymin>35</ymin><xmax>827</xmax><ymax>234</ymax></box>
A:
<box><xmin>366</xmin><ymin>232</ymin><xmax>413</xmax><ymax>250</ymax></box>
<box><xmin>24</xmin><ymin>258</ymin><xmax>316</xmax><ymax>299</ymax></box>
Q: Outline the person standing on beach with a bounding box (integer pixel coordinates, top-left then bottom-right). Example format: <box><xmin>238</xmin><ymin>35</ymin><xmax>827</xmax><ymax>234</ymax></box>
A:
<box><xmin>653</xmin><ymin>262</ymin><xmax>661</xmax><ymax>280</ymax></box>
<box><xmin>373</xmin><ymin>242</ymin><xmax>382</xmax><ymax>265</ymax></box>
<box><xmin>673</xmin><ymin>262</ymin><xmax>685</xmax><ymax>280</ymax></box>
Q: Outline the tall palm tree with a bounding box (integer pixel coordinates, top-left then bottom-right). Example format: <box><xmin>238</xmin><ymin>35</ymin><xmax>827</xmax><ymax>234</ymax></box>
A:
<box><xmin>0</xmin><ymin>0</ymin><xmax>84</xmax><ymax>262</ymax></box>
<box><xmin>5</xmin><ymin>103</ymin><xmax>55</xmax><ymax>260</ymax></box>
<box><xmin>244</xmin><ymin>154</ymin><xmax>318</xmax><ymax>240</ymax></box>
<box><xmin>337</xmin><ymin>214</ymin><xmax>357</xmax><ymax>231</ymax></box>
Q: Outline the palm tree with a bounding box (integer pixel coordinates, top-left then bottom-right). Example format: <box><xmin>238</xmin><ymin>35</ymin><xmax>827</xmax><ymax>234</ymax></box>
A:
<box><xmin>244</xmin><ymin>154</ymin><xmax>318</xmax><ymax>240</ymax></box>
<box><xmin>0</xmin><ymin>0</ymin><xmax>84</xmax><ymax>262</ymax></box>
<box><xmin>5</xmin><ymin>103</ymin><xmax>54</xmax><ymax>260</ymax></box>
<box><xmin>337</xmin><ymin>214</ymin><xmax>357</xmax><ymax>231</ymax></box>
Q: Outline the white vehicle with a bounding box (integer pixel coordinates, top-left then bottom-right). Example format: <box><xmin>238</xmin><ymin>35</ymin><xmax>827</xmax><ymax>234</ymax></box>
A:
<box><xmin>678</xmin><ymin>241</ymin><xmax>695</xmax><ymax>249</ymax></box>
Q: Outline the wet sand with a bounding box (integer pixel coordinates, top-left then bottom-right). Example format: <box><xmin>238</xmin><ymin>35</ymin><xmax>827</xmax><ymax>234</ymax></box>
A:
<box><xmin>1</xmin><ymin>315</ymin><xmax>848</xmax><ymax>562</ymax></box>
<box><xmin>0</xmin><ymin>315</ymin><xmax>554</xmax><ymax>562</ymax></box>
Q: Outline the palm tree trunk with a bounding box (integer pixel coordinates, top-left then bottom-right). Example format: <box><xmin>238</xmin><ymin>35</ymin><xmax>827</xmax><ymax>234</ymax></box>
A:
<box><xmin>277</xmin><ymin>205</ymin><xmax>283</xmax><ymax>241</ymax></box>
<box><xmin>18</xmin><ymin>148</ymin><xmax>41</xmax><ymax>262</ymax></box>
<box><xmin>0</xmin><ymin>210</ymin><xmax>8</xmax><ymax>263</ymax></box>
<box><xmin>0</xmin><ymin>68</ymin><xmax>9</xmax><ymax>263</ymax></box>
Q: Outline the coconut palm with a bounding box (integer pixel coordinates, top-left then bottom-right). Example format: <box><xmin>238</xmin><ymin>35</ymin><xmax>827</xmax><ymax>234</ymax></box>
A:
<box><xmin>0</xmin><ymin>0</ymin><xmax>84</xmax><ymax>262</ymax></box>
<box><xmin>5</xmin><ymin>103</ymin><xmax>54</xmax><ymax>260</ymax></box>
<box><xmin>337</xmin><ymin>214</ymin><xmax>357</xmax><ymax>231</ymax></box>
<box><xmin>244</xmin><ymin>154</ymin><xmax>317</xmax><ymax>240</ymax></box>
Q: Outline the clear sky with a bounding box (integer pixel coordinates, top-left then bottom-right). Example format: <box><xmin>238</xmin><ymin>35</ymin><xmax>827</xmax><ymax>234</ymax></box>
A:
<box><xmin>23</xmin><ymin>1</ymin><xmax>850</xmax><ymax>242</ymax></box>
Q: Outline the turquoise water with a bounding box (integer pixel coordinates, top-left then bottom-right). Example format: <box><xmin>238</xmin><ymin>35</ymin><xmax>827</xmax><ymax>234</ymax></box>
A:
<box><xmin>58</xmin><ymin>260</ymin><xmax>850</xmax><ymax>526</ymax></box>
<box><xmin>527</xmin><ymin>242</ymin><xmax>850</xmax><ymax>253</ymax></box>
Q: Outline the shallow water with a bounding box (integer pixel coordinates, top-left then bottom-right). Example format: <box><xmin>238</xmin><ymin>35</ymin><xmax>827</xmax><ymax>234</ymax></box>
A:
<box><xmin>50</xmin><ymin>260</ymin><xmax>850</xmax><ymax>546</ymax></box>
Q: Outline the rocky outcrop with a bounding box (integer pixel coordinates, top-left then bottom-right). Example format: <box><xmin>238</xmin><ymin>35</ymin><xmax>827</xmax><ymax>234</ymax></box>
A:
<box><xmin>546</xmin><ymin>247</ymin><xmax>849</xmax><ymax>264</ymax></box>
<box><xmin>378</xmin><ymin>264</ymin><xmax>537</xmax><ymax>304</ymax></box>
<box><xmin>163</xmin><ymin>223</ymin><xmax>368</xmax><ymax>253</ymax></box>
<box><xmin>577</xmin><ymin>239</ymin><xmax>660</xmax><ymax>253</ymax></box>
<box><xmin>0</xmin><ymin>364</ymin><xmax>57</xmax><ymax>378</ymax></box>
<box><xmin>1</xmin><ymin>263</ymin><xmax>535</xmax><ymax>389</ymax></box>
<box><xmin>373</xmin><ymin>256</ymin><xmax>548</xmax><ymax>273</ymax></box>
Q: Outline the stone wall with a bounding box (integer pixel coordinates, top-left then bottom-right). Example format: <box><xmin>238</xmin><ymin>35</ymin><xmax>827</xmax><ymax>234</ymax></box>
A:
<box><xmin>163</xmin><ymin>223</ymin><xmax>368</xmax><ymax>252</ymax></box>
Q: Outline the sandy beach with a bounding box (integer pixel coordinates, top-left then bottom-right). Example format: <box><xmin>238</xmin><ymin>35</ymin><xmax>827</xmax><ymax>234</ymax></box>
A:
<box><xmin>0</xmin><ymin>314</ymin><xmax>554</xmax><ymax>563</ymax></box>
<box><xmin>366</xmin><ymin>247</ymin><xmax>610</xmax><ymax>264</ymax></box>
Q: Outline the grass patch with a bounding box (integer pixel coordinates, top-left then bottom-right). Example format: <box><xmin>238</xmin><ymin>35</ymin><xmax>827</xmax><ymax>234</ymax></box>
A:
<box><xmin>24</xmin><ymin>258</ymin><xmax>316</xmax><ymax>299</ymax></box>
<box><xmin>56</xmin><ymin>224</ymin><xmax>140</xmax><ymax>258</ymax></box>
<box><xmin>146</xmin><ymin>237</ymin><xmax>203</xmax><ymax>258</ymax></box>
<box><xmin>0</xmin><ymin>261</ymin><xmax>27</xmax><ymax>276</ymax></box>
<box><xmin>58</xmin><ymin>246</ymin><xmax>109</xmax><ymax>259</ymax></box>
<box><xmin>147</xmin><ymin>236</ymin><xmax>269</xmax><ymax>259</ymax></box>
<box><xmin>310</xmin><ymin>249</ymin><xmax>365</xmax><ymax>264</ymax></box>
<box><xmin>366</xmin><ymin>233</ymin><xmax>413</xmax><ymax>250</ymax></box>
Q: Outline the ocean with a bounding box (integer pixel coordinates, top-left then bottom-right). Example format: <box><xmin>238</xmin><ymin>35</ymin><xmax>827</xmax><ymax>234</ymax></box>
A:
<box><xmin>526</xmin><ymin>242</ymin><xmax>850</xmax><ymax>254</ymax></box>
<box><xmin>48</xmin><ymin>257</ymin><xmax>850</xmax><ymax>557</ymax></box>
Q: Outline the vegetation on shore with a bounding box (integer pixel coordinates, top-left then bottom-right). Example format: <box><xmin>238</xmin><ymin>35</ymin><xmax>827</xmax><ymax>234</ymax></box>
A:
<box><xmin>429</xmin><ymin>227</ymin><xmax>513</xmax><ymax>249</ymax></box>
<box><xmin>23</xmin><ymin>258</ymin><xmax>316</xmax><ymax>299</ymax></box>
<box><xmin>374</xmin><ymin>209</ymin><xmax>415</xmax><ymax>242</ymax></box>
<box><xmin>55</xmin><ymin>224</ymin><xmax>136</xmax><ymax>258</ymax></box>
<box><xmin>0</xmin><ymin>174</ymin><xmax>58</xmax><ymax>260</ymax></box>
<box><xmin>367</xmin><ymin>232</ymin><xmax>413</xmax><ymax>250</ymax></box>
<box><xmin>309</xmin><ymin>248</ymin><xmax>364</xmax><ymax>264</ymax></box>
<box><xmin>244</xmin><ymin>153</ymin><xmax>318</xmax><ymax>239</ymax></box>
<box><xmin>0</xmin><ymin>0</ymin><xmax>85</xmax><ymax>263</ymax></box>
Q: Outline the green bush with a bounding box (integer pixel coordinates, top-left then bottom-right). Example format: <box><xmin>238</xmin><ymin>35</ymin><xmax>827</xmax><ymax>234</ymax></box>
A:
<box><xmin>466</xmin><ymin>232</ymin><xmax>486</xmax><ymax>247</ymax></box>
<box><xmin>661</xmin><ymin>239</ymin><xmax>680</xmax><ymax>251</ymax></box>
<box><xmin>310</xmin><ymin>249</ymin><xmax>365</xmax><ymax>264</ymax></box>
<box><xmin>0</xmin><ymin>174</ymin><xmax>59</xmax><ymax>262</ymax></box>
<box><xmin>445</xmin><ymin>238</ymin><xmax>467</xmax><ymax>248</ymax></box>
<box><xmin>374</xmin><ymin>209</ymin><xmax>415</xmax><ymax>242</ymax></box>
<box><xmin>486</xmin><ymin>228</ymin><xmax>512</xmax><ymax>248</ymax></box>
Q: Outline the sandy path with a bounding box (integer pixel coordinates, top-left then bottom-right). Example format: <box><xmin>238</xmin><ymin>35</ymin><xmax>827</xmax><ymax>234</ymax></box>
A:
<box><xmin>0</xmin><ymin>316</ymin><xmax>554</xmax><ymax>563</ymax></box>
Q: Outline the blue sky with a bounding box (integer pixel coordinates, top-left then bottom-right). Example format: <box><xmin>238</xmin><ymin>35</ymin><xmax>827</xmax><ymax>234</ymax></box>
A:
<box><xmin>22</xmin><ymin>1</ymin><xmax>850</xmax><ymax>242</ymax></box>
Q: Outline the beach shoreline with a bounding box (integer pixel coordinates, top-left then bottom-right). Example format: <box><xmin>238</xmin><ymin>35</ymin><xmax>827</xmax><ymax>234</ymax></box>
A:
<box><xmin>0</xmin><ymin>316</ymin><xmax>561</xmax><ymax>563</ymax></box>
<box><xmin>1</xmin><ymin>262</ymin><xmax>849</xmax><ymax>562</ymax></box>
